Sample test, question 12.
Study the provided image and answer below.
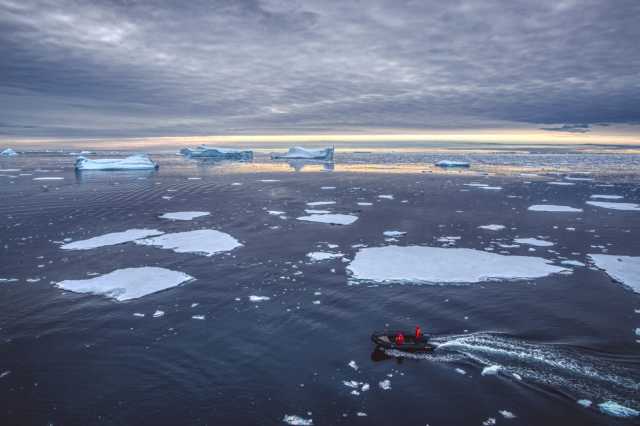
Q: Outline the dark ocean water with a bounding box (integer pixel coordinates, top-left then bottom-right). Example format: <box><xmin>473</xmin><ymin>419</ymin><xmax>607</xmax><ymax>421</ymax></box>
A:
<box><xmin>1</xmin><ymin>151</ymin><xmax>639</xmax><ymax>425</ymax></box>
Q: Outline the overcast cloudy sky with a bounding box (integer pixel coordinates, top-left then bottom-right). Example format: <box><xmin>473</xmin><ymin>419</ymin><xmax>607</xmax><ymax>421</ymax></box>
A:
<box><xmin>1</xmin><ymin>0</ymin><xmax>639</xmax><ymax>139</ymax></box>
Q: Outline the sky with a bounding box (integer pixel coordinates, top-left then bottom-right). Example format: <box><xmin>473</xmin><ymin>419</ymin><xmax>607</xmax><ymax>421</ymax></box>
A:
<box><xmin>1</xmin><ymin>0</ymin><xmax>639</xmax><ymax>143</ymax></box>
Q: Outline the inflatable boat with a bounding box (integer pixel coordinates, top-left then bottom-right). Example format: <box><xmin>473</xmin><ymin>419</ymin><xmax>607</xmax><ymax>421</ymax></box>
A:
<box><xmin>371</xmin><ymin>331</ymin><xmax>436</xmax><ymax>352</ymax></box>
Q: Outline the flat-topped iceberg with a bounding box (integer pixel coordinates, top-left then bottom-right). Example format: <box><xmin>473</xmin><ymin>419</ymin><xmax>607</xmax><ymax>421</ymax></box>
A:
<box><xmin>1</xmin><ymin>148</ymin><xmax>18</xmax><ymax>156</ymax></box>
<box><xmin>135</xmin><ymin>229</ymin><xmax>242</xmax><ymax>256</ymax></box>
<box><xmin>272</xmin><ymin>146</ymin><xmax>334</xmax><ymax>160</ymax></box>
<box><xmin>55</xmin><ymin>267</ymin><xmax>193</xmax><ymax>301</ymax></box>
<box><xmin>588</xmin><ymin>254</ymin><xmax>640</xmax><ymax>293</ymax></box>
<box><xmin>435</xmin><ymin>160</ymin><xmax>470</xmax><ymax>168</ymax></box>
<box><xmin>180</xmin><ymin>145</ymin><xmax>253</xmax><ymax>160</ymax></box>
<box><xmin>347</xmin><ymin>245</ymin><xmax>567</xmax><ymax>284</ymax></box>
<box><xmin>75</xmin><ymin>154</ymin><xmax>158</xmax><ymax>171</ymax></box>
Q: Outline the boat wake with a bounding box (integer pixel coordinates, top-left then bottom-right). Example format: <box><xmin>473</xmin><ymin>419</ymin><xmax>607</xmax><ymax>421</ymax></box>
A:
<box><xmin>386</xmin><ymin>332</ymin><xmax>640</xmax><ymax>407</ymax></box>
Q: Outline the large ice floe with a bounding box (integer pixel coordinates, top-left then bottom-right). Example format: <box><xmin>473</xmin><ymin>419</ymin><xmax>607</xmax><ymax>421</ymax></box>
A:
<box><xmin>297</xmin><ymin>214</ymin><xmax>358</xmax><ymax>225</ymax></box>
<box><xmin>180</xmin><ymin>145</ymin><xmax>253</xmax><ymax>160</ymax></box>
<box><xmin>55</xmin><ymin>267</ymin><xmax>193</xmax><ymax>301</ymax></box>
<box><xmin>272</xmin><ymin>146</ymin><xmax>334</xmax><ymax>160</ymax></box>
<box><xmin>307</xmin><ymin>251</ymin><xmax>344</xmax><ymax>261</ymax></box>
<box><xmin>514</xmin><ymin>238</ymin><xmax>554</xmax><ymax>247</ymax></box>
<box><xmin>135</xmin><ymin>229</ymin><xmax>242</xmax><ymax>256</ymax></box>
<box><xmin>75</xmin><ymin>154</ymin><xmax>159</xmax><ymax>170</ymax></box>
<box><xmin>159</xmin><ymin>211</ymin><xmax>210</xmax><ymax>221</ymax></box>
<box><xmin>586</xmin><ymin>201</ymin><xmax>640</xmax><ymax>211</ymax></box>
<box><xmin>588</xmin><ymin>254</ymin><xmax>640</xmax><ymax>293</ymax></box>
<box><xmin>1</xmin><ymin>148</ymin><xmax>18</xmax><ymax>156</ymax></box>
<box><xmin>528</xmin><ymin>205</ymin><xmax>583</xmax><ymax>213</ymax></box>
<box><xmin>61</xmin><ymin>229</ymin><xmax>164</xmax><ymax>250</ymax></box>
<box><xmin>590</xmin><ymin>194</ymin><xmax>623</xmax><ymax>200</ymax></box>
<box><xmin>597</xmin><ymin>401</ymin><xmax>639</xmax><ymax>418</ymax></box>
<box><xmin>347</xmin><ymin>246</ymin><xmax>567</xmax><ymax>284</ymax></box>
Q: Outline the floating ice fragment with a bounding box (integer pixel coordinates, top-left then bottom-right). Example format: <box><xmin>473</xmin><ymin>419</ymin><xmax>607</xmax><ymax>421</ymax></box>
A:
<box><xmin>56</xmin><ymin>267</ymin><xmax>193</xmax><ymax>301</ymax></box>
<box><xmin>133</xmin><ymin>313</ymin><xmax>145</xmax><ymax>317</ymax></box>
<box><xmin>348</xmin><ymin>360</ymin><xmax>358</xmax><ymax>370</ymax></box>
<box><xmin>321</xmin><ymin>186</ymin><xmax>336</xmax><ymax>190</ymax></box>
<box><xmin>499</xmin><ymin>410</ymin><xmax>516</xmax><ymax>419</ymax></box>
<box><xmin>307</xmin><ymin>252</ymin><xmax>344</xmax><ymax>261</ymax></box>
<box><xmin>305</xmin><ymin>209</ymin><xmax>331</xmax><ymax>214</ymax></box>
<box><xmin>598</xmin><ymin>401</ymin><xmax>639</xmax><ymax>418</ymax></box>
<box><xmin>590</xmin><ymin>194</ymin><xmax>623</xmax><ymax>200</ymax></box>
<box><xmin>383</xmin><ymin>231</ymin><xmax>406</xmax><ymax>237</ymax></box>
<box><xmin>482</xmin><ymin>418</ymin><xmax>496</xmax><ymax>426</ymax></box>
<box><xmin>378</xmin><ymin>379</ymin><xmax>391</xmax><ymax>390</ymax></box>
<box><xmin>357</xmin><ymin>202</ymin><xmax>372</xmax><ymax>206</ymax></box>
<box><xmin>249</xmin><ymin>295</ymin><xmax>270</xmax><ymax>302</ymax></box>
<box><xmin>561</xmin><ymin>260</ymin><xmax>585</xmax><ymax>267</ymax></box>
<box><xmin>377</xmin><ymin>195</ymin><xmax>394</xmax><ymax>200</ymax></box>
<box><xmin>347</xmin><ymin>246</ymin><xmax>567</xmax><ymax>284</ymax></box>
<box><xmin>192</xmin><ymin>315</ymin><xmax>205</xmax><ymax>320</ymax></box>
<box><xmin>283</xmin><ymin>415</ymin><xmax>313</xmax><ymax>425</ymax></box>
<box><xmin>159</xmin><ymin>211</ymin><xmax>210</xmax><ymax>220</ymax></box>
<box><xmin>0</xmin><ymin>370</ymin><xmax>10</xmax><ymax>379</ymax></box>
<box><xmin>33</xmin><ymin>177</ymin><xmax>64</xmax><ymax>181</ymax></box>
<box><xmin>478</xmin><ymin>224</ymin><xmax>505</xmax><ymax>231</ymax></box>
<box><xmin>586</xmin><ymin>201</ymin><xmax>640</xmax><ymax>211</ymax></box>
<box><xmin>259</xmin><ymin>179</ymin><xmax>280</xmax><ymax>183</ymax></box>
<box><xmin>481</xmin><ymin>365</ymin><xmax>502</xmax><ymax>376</ymax></box>
<box><xmin>61</xmin><ymin>229</ymin><xmax>164</xmax><ymax>250</ymax></box>
<box><xmin>135</xmin><ymin>229</ymin><xmax>242</xmax><ymax>256</ymax></box>
<box><xmin>455</xmin><ymin>368</ymin><xmax>466</xmax><ymax>375</ymax></box>
<box><xmin>297</xmin><ymin>214</ymin><xmax>358</xmax><ymax>225</ymax></box>
<box><xmin>528</xmin><ymin>205</ymin><xmax>582</xmax><ymax>212</ymax></box>
<box><xmin>356</xmin><ymin>412</ymin><xmax>367</xmax><ymax>417</ymax></box>
<box><xmin>153</xmin><ymin>310</ymin><xmax>165</xmax><ymax>318</ymax></box>
<box><xmin>514</xmin><ymin>238</ymin><xmax>554</xmax><ymax>247</ymax></box>
<box><xmin>588</xmin><ymin>254</ymin><xmax>640</xmax><ymax>293</ymax></box>
<box><xmin>577</xmin><ymin>399</ymin><xmax>592</xmax><ymax>408</ymax></box>
<box><xmin>306</xmin><ymin>201</ymin><xmax>335</xmax><ymax>206</ymax></box>
<box><xmin>268</xmin><ymin>210</ymin><xmax>286</xmax><ymax>215</ymax></box>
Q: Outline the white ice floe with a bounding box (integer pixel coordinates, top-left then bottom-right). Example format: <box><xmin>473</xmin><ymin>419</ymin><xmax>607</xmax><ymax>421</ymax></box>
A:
<box><xmin>480</xmin><ymin>186</ymin><xmax>502</xmax><ymax>190</ymax></box>
<box><xmin>135</xmin><ymin>229</ymin><xmax>242</xmax><ymax>256</ymax></box>
<box><xmin>272</xmin><ymin>146</ymin><xmax>334</xmax><ymax>160</ymax></box>
<box><xmin>588</xmin><ymin>254</ymin><xmax>640</xmax><ymax>293</ymax></box>
<box><xmin>0</xmin><ymin>370</ymin><xmax>11</xmax><ymax>378</ymax></box>
<box><xmin>478</xmin><ymin>224</ymin><xmax>505</xmax><ymax>231</ymax></box>
<box><xmin>357</xmin><ymin>202</ymin><xmax>372</xmax><ymax>206</ymax></box>
<box><xmin>55</xmin><ymin>267</ymin><xmax>193</xmax><ymax>301</ymax></box>
<box><xmin>307</xmin><ymin>252</ymin><xmax>344</xmax><ymax>262</ymax></box>
<box><xmin>268</xmin><ymin>210</ymin><xmax>286</xmax><ymax>215</ymax></box>
<box><xmin>482</xmin><ymin>418</ymin><xmax>496</xmax><ymax>426</ymax></box>
<box><xmin>192</xmin><ymin>315</ymin><xmax>205</xmax><ymax>320</ymax></box>
<box><xmin>514</xmin><ymin>238</ymin><xmax>554</xmax><ymax>247</ymax></box>
<box><xmin>1</xmin><ymin>148</ymin><xmax>18</xmax><ymax>156</ymax></box>
<box><xmin>586</xmin><ymin>201</ymin><xmax>640</xmax><ymax>211</ymax></box>
<box><xmin>378</xmin><ymin>379</ymin><xmax>391</xmax><ymax>390</ymax></box>
<box><xmin>590</xmin><ymin>194</ymin><xmax>623</xmax><ymax>200</ymax></box>
<box><xmin>306</xmin><ymin>201</ymin><xmax>336</xmax><ymax>206</ymax></box>
<box><xmin>455</xmin><ymin>368</ymin><xmax>466</xmax><ymax>375</ymax></box>
<box><xmin>259</xmin><ymin>179</ymin><xmax>280</xmax><ymax>182</ymax></box>
<box><xmin>297</xmin><ymin>214</ymin><xmax>358</xmax><ymax>225</ymax></box>
<box><xmin>321</xmin><ymin>186</ymin><xmax>336</xmax><ymax>190</ymax></box>
<box><xmin>377</xmin><ymin>195</ymin><xmax>394</xmax><ymax>200</ymax></box>
<box><xmin>435</xmin><ymin>160</ymin><xmax>470</xmax><ymax>167</ymax></box>
<box><xmin>565</xmin><ymin>176</ymin><xmax>593</xmax><ymax>181</ymax></box>
<box><xmin>347</xmin><ymin>246</ymin><xmax>567</xmax><ymax>284</ymax></box>
<box><xmin>33</xmin><ymin>177</ymin><xmax>64</xmax><ymax>181</ymax></box>
<box><xmin>159</xmin><ymin>211</ymin><xmax>210</xmax><ymax>221</ymax></box>
<box><xmin>348</xmin><ymin>360</ymin><xmax>358</xmax><ymax>370</ymax></box>
<box><xmin>464</xmin><ymin>183</ymin><xmax>488</xmax><ymax>187</ymax></box>
<box><xmin>548</xmin><ymin>181</ymin><xmax>575</xmax><ymax>186</ymax></box>
<box><xmin>597</xmin><ymin>401</ymin><xmax>639</xmax><ymax>418</ymax></box>
<box><xmin>249</xmin><ymin>295</ymin><xmax>270</xmax><ymax>302</ymax></box>
<box><xmin>283</xmin><ymin>414</ymin><xmax>313</xmax><ymax>425</ymax></box>
<box><xmin>383</xmin><ymin>231</ymin><xmax>406</xmax><ymax>237</ymax></box>
<box><xmin>61</xmin><ymin>229</ymin><xmax>164</xmax><ymax>250</ymax></box>
<box><xmin>577</xmin><ymin>399</ymin><xmax>592</xmax><ymax>408</ymax></box>
<box><xmin>481</xmin><ymin>365</ymin><xmax>502</xmax><ymax>376</ymax></box>
<box><xmin>75</xmin><ymin>154</ymin><xmax>158</xmax><ymax>170</ymax></box>
<box><xmin>153</xmin><ymin>310</ymin><xmax>165</xmax><ymax>318</ymax></box>
<box><xmin>499</xmin><ymin>410</ymin><xmax>516</xmax><ymax>419</ymax></box>
<box><xmin>528</xmin><ymin>205</ymin><xmax>582</xmax><ymax>213</ymax></box>
<box><xmin>561</xmin><ymin>260</ymin><xmax>585</xmax><ymax>267</ymax></box>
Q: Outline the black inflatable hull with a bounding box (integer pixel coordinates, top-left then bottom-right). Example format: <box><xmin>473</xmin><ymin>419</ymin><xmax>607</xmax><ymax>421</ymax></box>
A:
<box><xmin>371</xmin><ymin>331</ymin><xmax>436</xmax><ymax>352</ymax></box>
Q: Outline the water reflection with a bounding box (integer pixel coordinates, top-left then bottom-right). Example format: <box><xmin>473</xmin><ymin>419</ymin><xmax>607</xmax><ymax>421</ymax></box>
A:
<box><xmin>286</xmin><ymin>160</ymin><xmax>335</xmax><ymax>172</ymax></box>
<box><xmin>74</xmin><ymin>169</ymin><xmax>158</xmax><ymax>183</ymax></box>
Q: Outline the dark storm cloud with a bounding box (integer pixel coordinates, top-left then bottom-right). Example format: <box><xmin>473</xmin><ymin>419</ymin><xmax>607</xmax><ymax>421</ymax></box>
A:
<box><xmin>0</xmin><ymin>0</ymin><xmax>639</xmax><ymax>137</ymax></box>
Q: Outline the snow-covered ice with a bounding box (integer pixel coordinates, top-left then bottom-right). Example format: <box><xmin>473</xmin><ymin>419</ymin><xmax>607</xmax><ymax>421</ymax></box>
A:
<box><xmin>588</xmin><ymin>254</ymin><xmax>640</xmax><ymax>293</ymax></box>
<box><xmin>1</xmin><ymin>148</ymin><xmax>18</xmax><ymax>156</ymax></box>
<box><xmin>307</xmin><ymin>252</ymin><xmax>344</xmax><ymax>262</ymax></box>
<box><xmin>377</xmin><ymin>195</ymin><xmax>394</xmax><ymax>200</ymax></box>
<box><xmin>577</xmin><ymin>399</ymin><xmax>592</xmax><ymax>408</ymax></box>
<box><xmin>347</xmin><ymin>246</ymin><xmax>567</xmax><ymax>284</ymax></box>
<box><xmin>283</xmin><ymin>414</ymin><xmax>313</xmax><ymax>425</ymax></box>
<box><xmin>481</xmin><ymin>365</ymin><xmax>502</xmax><ymax>376</ymax></box>
<box><xmin>159</xmin><ymin>211</ymin><xmax>210</xmax><ymax>221</ymax></box>
<box><xmin>435</xmin><ymin>160</ymin><xmax>470</xmax><ymax>167</ymax></box>
<box><xmin>528</xmin><ymin>205</ymin><xmax>583</xmax><ymax>213</ymax></box>
<box><xmin>249</xmin><ymin>295</ymin><xmax>270</xmax><ymax>302</ymax></box>
<box><xmin>75</xmin><ymin>154</ymin><xmax>158</xmax><ymax>170</ymax></box>
<box><xmin>135</xmin><ymin>229</ymin><xmax>242</xmax><ymax>256</ymax></box>
<box><xmin>478</xmin><ymin>224</ymin><xmax>505</xmax><ymax>231</ymax></box>
<box><xmin>55</xmin><ymin>267</ymin><xmax>193</xmax><ymax>301</ymax></box>
<box><xmin>586</xmin><ymin>201</ymin><xmax>640</xmax><ymax>211</ymax></box>
<box><xmin>597</xmin><ymin>401</ymin><xmax>639</xmax><ymax>418</ymax></box>
<box><xmin>272</xmin><ymin>146</ymin><xmax>333</xmax><ymax>160</ymax></box>
<box><xmin>383</xmin><ymin>231</ymin><xmax>406</xmax><ymax>237</ymax></box>
<box><xmin>590</xmin><ymin>194</ymin><xmax>623</xmax><ymax>200</ymax></box>
<box><xmin>548</xmin><ymin>181</ymin><xmax>575</xmax><ymax>186</ymax></box>
<box><xmin>378</xmin><ymin>379</ymin><xmax>391</xmax><ymax>390</ymax></box>
<box><xmin>33</xmin><ymin>177</ymin><xmax>64</xmax><ymax>181</ymax></box>
<box><xmin>348</xmin><ymin>360</ymin><xmax>358</xmax><ymax>370</ymax></box>
<box><xmin>499</xmin><ymin>410</ymin><xmax>516</xmax><ymax>419</ymax></box>
<box><xmin>61</xmin><ymin>229</ymin><xmax>164</xmax><ymax>250</ymax></box>
<box><xmin>304</xmin><ymin>209</ymin><xmax>331</xmax><ymax>214</ymax></box>
<box><xmin>306</xmin><ymin>201</ymin><xmax>335</xmax><ymax>206</ymax></box>
<box><xmin>514</xmin><ymin>238</ymin><xmax>554</xmax><ymax>247</ymax></box>
<box><xmin>561</xmin><ymin>260</ymin><xmax>585</xmax><ymax>267</ymax></box>
<box><xmin>297</xmin><ymin>214</ymin><xmax>358</xmax><ymax>225</ymax></box>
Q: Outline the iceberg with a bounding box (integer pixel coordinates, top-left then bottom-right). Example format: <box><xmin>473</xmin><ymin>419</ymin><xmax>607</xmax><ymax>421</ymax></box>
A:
<box><xmin>1</xmin><ymin>148</ymin><xmax>18</xmax><ymax>156</ymax></box>
<box><xmin>75</xmin><ymin>154</ymin><xmax>158</xmax><ymax>171</ymax></box>
<box><xmin>588</xmin><ymin>254</ymin><xmax>640</xmax><ymax>293</ymax></box>
<box><xmin>55</xmin><ymin>267</ymin><xmax>193</xmax><ymax>301</ymax></box>
<box><xmin>347</xmin><ymin>246</ymin><xmax>568</xmax><ymax>284</ymax></box>
<box><xmin>435</xmin><ymin>160</ymin><xmax>470</xmax><ymax>168</ymax></box>
<box><xmin>272</xmin><ymin>146</ymin><xmax>334</xmax><ymax>160</ymax></box>
<box><xmin>180</xmin><ymin>145</ymin><xmax>253</xmax><ymax>160</ymax></box>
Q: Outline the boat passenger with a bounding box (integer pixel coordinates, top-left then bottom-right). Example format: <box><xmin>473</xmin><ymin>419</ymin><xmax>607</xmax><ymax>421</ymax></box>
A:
<box><xmin>415</xmin><ymin>325</ymin><xmax>422</xmax><ymax>340</ymax></box>
<box><xmin>395</xmin><ymin>332</ymin><xmax>405</xmax><ymax>345</ymax></box>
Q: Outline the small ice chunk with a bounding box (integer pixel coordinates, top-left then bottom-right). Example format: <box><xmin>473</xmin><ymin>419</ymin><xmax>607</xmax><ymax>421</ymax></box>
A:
<box><xmin>249</xmin><ymin>295</ymin><xmax>270</xmax><ymax>302</ymax></box>
<box><xmin>597</xmin><ymin>401</ymin><xmax>639</xmax><ymax>418</ymax></box>
<box><xmin>514</xmin><ymin>238</ymin><xmax>554</xmax><ymax>247</ymax></box>
<box><xmin>282</xmin><ymin>415</ymin><xmax>313</xmax><ymax>425</ymax></box>
<box><xmin>268</xmin><ymin>210</ymin><xmax>286</xmax><ymax>215</ymax></box>
<box><xmin>356</xmin><ymin>412</ymin><xmax>367</xmax><ymax>417</ymax></box>
<box><xmin>321</xmin><ymin>186</ymin><xmax>336</xmax><ymax>190</ymax></box>
<box><xmin>307</xmin><ymin>252</ymin><xmax>344</xmax><ymax>261</ymax></box>
<box><xmin>159</xmin><ymin>211</ymin><xmax>210</xmax><ymax>221</ymax></box>
<box><xmin>481</xmin><ymin>365</ymin><xmax>502</xmax><ymax>376</ymax></box>
<box><xmin>590</xmin><ymin>194</ymin><xmax>623</xmax><ymax>200</ymax></box>
<box><xmin>478</xmin><ymin>224</ymin><xmax>505</xmax><ymax>231</ymax></box>
<box><xmin>133</xmin><ymin>313</ymin><xmax>145</xmax><ymax>317</ymax></box>
<box><xmin>192</xmin><ymin>315</ymin><xmax>205</xmax><ymax>320</ymax></box>
<box><xmin>33</xmin><ymin>177</ymin><xmax>64</xmax><ymax>181</ymax></box>
<box><xmin>61</xmin><ymin>229</ymin><xmax>163</xmax><ymax>250</ymax></box>
<box><xmin>153</xmin><ymin>310</ymin><xmax>165</xmax><ymax>318</ymax></box>
<box><xmin>455</xmin><ymin>368</ymin><xmax>466</xmax><ymax>375</ymax></box>
<box><xmin>548</xmin><ymin>181</ymin><xmax>575</xmax><ymax>186</ymax></box>
<box><xmin>561</xmin><ymin>260</ymin><xmax>585</xmax><ymax>267</ymax></box>
<box><xmin>259</xmin><ymin>179</ymin><xmax>280</xmax><ymax>182</ymax></box>
<box><xmin>297</xmin><ymin>214</ymin><xmax>358</xmax><ymax>225</ymax></box>
<box><xmin>348</xmin><ymin>360</ymin><xmax>358</xmax><ymax>370</ymax></box>
<box><xmin>378</xmin><ymin>379</ymin><xmax>391</xmax><ymax>390</ymax></box>
<box><xmin>383</xmin><ymin>231</ymin><xmax>406</xmax><ymax>237</ymax></box>
<box><xmin>577</xmin><ymin>399</ymin><xmax>592</xmax><ymax>408</ymax></box>
<box><xmin>357</xmin><ymin>202</ymin><xmax>373</xmax><ymax>206</ymax></box>
<box><xmin>361</xmin><ymin>383</ymin><xmax>370</xmax><ymax>392</ymax></box>
<box><xmin>480</xmin><ymin>186</ymin><xmax>502</xmax><ymax>190</ymax></box>
<box><xmin>306</xmin><ymin>201</ymin><xmax>336</xmax><ymax>206</ymax></box>
<box><xmin>482</xmin><ymin>418</ymin><xmax>496</xmax><ymax>426</ymax></box>
<box><xmin>499</xmin><ymin>410</ymin><xmax>516</xmax><ymax>419</ymax></box>
<box><xmin>343</xmin><ymin>380</ymin><xmax>360</xmax><ymax>388</ymax></box>
<box><xmin>135</xmin><ymin>229</ymin><xmax>242</xmax><ymax>256</ymax></box>
<box><xmin>586</xmin><ymin>201</ymin><xmax>640</xmax><ymax>211</ymax></box>
<box><xmin>55</xmin><ymin>267</ymin><xmax>193</xmax><ymax>301</ymax></box>
<box><xmin>528</xmin><ymin>204</ymin><xmax>582</xmax><ymax>212</ymax></box>
<box><xmin>377</xmin><ymin>195</ymin><xmax>394</xmax><ymax>200</ymax></box>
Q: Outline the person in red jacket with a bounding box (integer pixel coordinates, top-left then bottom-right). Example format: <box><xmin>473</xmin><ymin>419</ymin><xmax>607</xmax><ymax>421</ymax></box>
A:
<box><xmin>415</xmin><ymin>325</ymin><xmax>422</xmax><ymax>340</ymax></box>
<box><xmin>395</xmin><ymin>332</ymin><xmax>405</xmax><ymax>345</ymax></box>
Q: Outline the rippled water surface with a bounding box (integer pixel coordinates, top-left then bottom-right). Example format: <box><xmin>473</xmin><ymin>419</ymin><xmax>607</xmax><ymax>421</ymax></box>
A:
<box><xmin>1</xmin><ymin>150</ymin><xmax>639</xmax><ymax>425</ymax></box>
